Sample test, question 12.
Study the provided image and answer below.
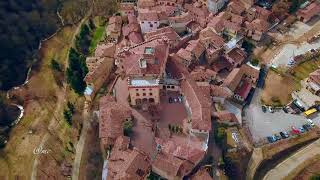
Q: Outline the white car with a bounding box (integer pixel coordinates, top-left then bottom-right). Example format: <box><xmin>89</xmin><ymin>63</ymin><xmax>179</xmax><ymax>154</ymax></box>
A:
<box><xmin>268</xmin><ymin>106</ymin><xmax>274</xmax><ymax>113</ymax></box>
<box><xmin>307</xmin><ymin>119</ymin><xmax>315</xmax><ymax>127</ymax></box>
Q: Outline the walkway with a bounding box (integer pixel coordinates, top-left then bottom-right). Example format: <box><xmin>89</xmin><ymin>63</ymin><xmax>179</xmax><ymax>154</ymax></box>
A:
<box><xmin>263</xmin><ymin>139</ymin><xmax>320</xmax><ymax>180</ymax></box>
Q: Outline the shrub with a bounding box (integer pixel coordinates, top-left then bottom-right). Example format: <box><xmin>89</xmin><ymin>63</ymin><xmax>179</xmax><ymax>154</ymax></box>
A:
<box><xmin>123</xmin><ymin>120</ymin><xmax>133</xmax><ymax>136</ymax></box>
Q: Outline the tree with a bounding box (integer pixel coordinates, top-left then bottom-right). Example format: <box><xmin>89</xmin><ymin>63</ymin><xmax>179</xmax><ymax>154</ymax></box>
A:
<box><xmin>311</xmin><ymin>174</ymin><xmax>320</xmax><ymax>180</ymax></box>
<box><xmin>50</xmin><ymin>59</ymin><xmax>61</xmax><ymax>71</ymax></box>
<box><xmin>215</xmin><ymin>127</ymin><xmax>226</xmax><ymax>146</ymax></box>
<box><xmin>250</xmin><ymin>58</ymin><xmax>259</xmax><ymax>66</ymax></box>
<box><xmin>63</xmin><ymin>109</ymin><xmax>72</xmax><ymax>125</ymax></box>
<box><xmin>123</xmin><ymin>120</ymin><xmax>133</xmax><ymax>136</ymax></box>
<box><xmin>66</xmin><ymin>48</ymin><xmax>88</xmax><ymax>95</ymax></box>
<box><xmin>67</xmin><ymin>101</ymin><xmax>75</xmax><ymax>114</ymax></box>
<box><xmin>242</xmin><ymin>40</ymin><xmax>255</xmax><ymax>54</ymax></box>
<box><xmin>272</xmin><ymin>0</ymin><xmax>290</xmax><ymax>19</ymax></box>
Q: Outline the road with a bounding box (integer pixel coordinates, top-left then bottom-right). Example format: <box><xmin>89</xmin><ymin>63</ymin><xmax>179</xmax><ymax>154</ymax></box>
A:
<box><xmin>263</xmin><ymin>139</ymin><xmax>320</xmax><ymax>180</ymax></box>
<box><xmin>244</xmin><ymin>89</ymin><xmax>309</xmax><ymax>143</ymax></box>
<box><xmin>72</xmin><ymin>101</ymin><xmax>92</xmax><ymax>180</ymax></box>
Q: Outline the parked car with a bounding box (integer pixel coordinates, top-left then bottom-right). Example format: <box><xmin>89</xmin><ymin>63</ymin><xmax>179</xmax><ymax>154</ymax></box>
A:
<box><xmin>299</xmin><ymin>127</ymin><xmax>305</xmax><ymax>133</ymax></box>
<box><xmin>267</xmin><ymin>136</ymin><xmax>276</xmax><ymax>143</ymax></box>
<box><xmin>274</xmin><ymin>134</ymin><xmax>281</xmax><ymax>141</ymax></box>
<box><xmin>282</xmin><ymin>107</ymin><xmax>288</xmax><ymax>113</ymax></box>
<box><xmin>169</xmin><ymin>97</ymin><xmax>173</xmax><ymax>103</ymax></box>
<box><xmin>291</xmin><ymin>126</ymin><xmax>300</xmax><ymax>135</ymax></box>
<box><xmin>280</xmin><ymin>131</ymin><xmax>289</xmax><ymax>139</ymax></box>
<box><xmin>268</xmin><ymin>106</ymin><xmax>274</xmax><ymax>113</ymax></box>
<box><xmin>302</xmin><ymin>124</ymin><xmax>311</xmax><ymax>131</ymax></box>
<box><xmin>307</xmin><ymin>119</ymin><xmax>315</xmax><ymax>127</ymax></box>
<box><xmin>174</xmin><ymin>98</ymin><xmax>178</xmax><ymax>103</ymax></box>
<box><xmin>262</xmin><ymin>106</ymin><xmax>267</xmax><ymax>113</ymax></box>
<box><xmin>178</xmin><ymin>96</ymin><xmax>182</xmax><ymax>103</ymax></box>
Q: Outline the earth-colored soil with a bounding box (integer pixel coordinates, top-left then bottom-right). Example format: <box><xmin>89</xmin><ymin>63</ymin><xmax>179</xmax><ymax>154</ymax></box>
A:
<box><xmin>294</xmin><ymin>155</ymin><xmax>320</xmax><ymax>180</ymax></box>
<box><xmin>261</xmin><ymin>70</ymin><xmax>299</xmax><ymax>106</ymax></box>
<box><xmin>0</xmin><ymin>25</ymin><xmax>79</xmax><ymax>179</ymax></box>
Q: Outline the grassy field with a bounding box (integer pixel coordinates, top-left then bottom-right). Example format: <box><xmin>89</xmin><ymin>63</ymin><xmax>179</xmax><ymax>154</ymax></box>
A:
<box><xmin>261</xmin><ymin>70</ymin><xmax>300</xmax><ymax>106</ymax></box>
<box><xmin>89</xmin><ymin>23</ymin><xmax>106</xmax><ymax>55</ymax></box>
<box><xmin>290</xmin><ymin>59</ymin><xmax>320</xmax><ymax>82</ymax></box>
<box><xmin>0</xmin><ymin>25</ymin><xmax>79</xmax><ymax>179</ymax></box>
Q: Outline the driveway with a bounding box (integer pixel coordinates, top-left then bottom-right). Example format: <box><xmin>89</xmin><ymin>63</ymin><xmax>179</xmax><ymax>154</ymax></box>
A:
<box><xmin>244</xmin><ymin>89</ymin><xmax>309</xmax><ymax>143</ymax></box>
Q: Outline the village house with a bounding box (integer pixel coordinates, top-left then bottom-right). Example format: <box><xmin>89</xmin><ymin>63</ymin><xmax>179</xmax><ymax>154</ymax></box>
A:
<box><xmin>297</xmin><ymin>2</ymin><xmax>320</xmax><ymax>23</ymax></box>
<box><xmin>222</xmin><ymin>64</ymin><xmax>259</xmax><ymax>103</ymax></box>
<box><xmin>84</xmin><ymin>43</ymin><xmax>115</xmax><ymax>100</ymax></box>
<box><xmin>120</xmin><ymin>2</ymin><xmax>136</xmax><ymax>16</ymax></box>
<box><xmin>99</xmin><ymin>96</ymin><xmax>132</xmax><ymax>149</ymax></box>
<box><xmin>122</xmin><ymin>14</ymin><xmax>144</xmax><ymax>45</ymax></box>
<box><xmin>137</xmin><ymin>0</ymin><xmax>156</xmax><ymax>9</ymax></box>
<box><xmin>207</xmin><ymin>0</ymin><xmax>228</xmax><ymax>14</ymax></box>
<box><xmin>210</xmin><ymin>85</ymin><xmax>232</xmax><ymax>104</ymax></box>
<box><xmin>306</xmin><ymin>69</ymin><xmax>320</xmax><ymax>96</ymax></box>
<box><xmin>245</xmin><ymin>18</ymin><xmax>270</xmax><ymax>41</ymax></box>
<box><xmin>190</xmin><ymin>66</ymin><xmax>217</xmax><ymax>82</ymax></box>
<box><xmin>213</xmin><ymin>110</ymin><xmax>239</xmax><ymax>125</ymax></box>
<box><xmin>227</xmin><ymin>0</ymin><xmax>246</xmax><ymax>15</ymax></box>
<box><xmin>199</xmin><ymin>27</ymin><xmax>225</xmax><ymax>64</ymax></box>
<box><xmin>106</xmin><ymin>136</ymin><xmax>151</xmax><ymax>179</ymax></box>
<box><xmin>115</xmin><ymin>37</ymin><xmax>169</xmax><ymax>106</ymax></box>
<box><xmin>144</xmin><ymin>26</ymin><xmax>192</xmax><ymax>50</ymax></box>
<box><xmin>107</xmin><ymin>16</ymin><xmax>123</xmax><ymax>43</ymax></box>
<box><xmin>211</xmin><ymin>56</ymin><xmax>233</xmax><ymax>72</ymax></box>
<box><xmin>184</xmin><ymin>3</ymin><xmax>210</xmax><ymax>28</ymax></box>
<box><xmin>224</xmin><ymin>47</ymin><xmax>247</xmax><ymax>68</ymax></box>
<box><xmin>181</xmin><ymin>77</ymin><xmax>212</xmax><ymax>135</ymax></box>
<box><xmin>138</xmin><ymin>10</ymin><xmax>161</xmax><ymax>33</ymax></box>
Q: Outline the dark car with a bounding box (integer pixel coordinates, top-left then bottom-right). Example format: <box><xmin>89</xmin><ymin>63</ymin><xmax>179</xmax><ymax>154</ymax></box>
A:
<box><xmin>168</xmin><ymin>97</ymin><xmax>173</xmax><ymax>103</ymax></box>
<box><xmin>280</xmin><ymin>131</ymin><xmax>289</xmax><ymax>139</ymax></box>
<box><xmin>267</xmin><ymin>136</ymin><xmax>276</xmax><ymax>143</ymax></box>
<box><xmin>274</xmin><ymin>134</ymin><xmax>281</xmax><ymax>141</ymax></box>
<box><xmin>302</xmin><ymin>124</ymin><xmax>311</xmax><ymax>131</ymax></box>
<box><xmin>282</xmin><ymin>107</ymin><xmax>288</xmax><ymax>113</ymax></box>
<box><xmin>262</xmin><ymin>106</ymin><xmax>267</xmax><ymax>113</ymax></box>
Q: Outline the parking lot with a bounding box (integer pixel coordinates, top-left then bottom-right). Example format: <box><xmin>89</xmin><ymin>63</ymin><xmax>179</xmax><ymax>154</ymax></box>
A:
<box><xmin>244</xmin><ymin>89</ymin><xmax>310</xmax><ymax>143</ymax></box>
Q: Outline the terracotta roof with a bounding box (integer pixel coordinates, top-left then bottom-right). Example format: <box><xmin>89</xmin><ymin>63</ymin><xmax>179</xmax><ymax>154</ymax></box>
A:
<box><xmin>224</xmin><ymin>20</ymin><xmax>241</xmax><ymax>32</ymax></box>
<box><xmin>128</xmin><ymin>32</ymin><xmax>144</xmax><ymax>44</ymax></box>
<box><xmin>199</xmin><ymin>27</ymin><xmax>225</xmax><ymax>49</ymax></box>
<box><xmin>210</xmin><ymin>85</ymin><xmax>232</xmax><ymax>98</ymax></box>
<box><xmin>168</xmin><ymin>12</ymin><xmax>193</xmax><ymax>24</ymax></box>
<box><xmin>231</xmin><ymin>13</ymin><xmax>244</xmax><ymax>24</ymax></box>
<box><xmin>309</xmin><ymin>69</ymin><xmax>320</xmax><ymax>85</ymax></box>
<box><xmin>225</xmin><ymin>47</ymin><xmax>247</xmax><ymax>65</ymax></box>
<box><xmin>297</xmin><ymin>2</ymin><xmax>320</xmax><ymax>19</ymax></box>
<box><xmin>191</xmin><ymin>168</ymin><xmax>213</xmax><ymax>180</ymax></box>
<box><xmin>211</xmin><ymin>57</ymin><xmax>233</xmax><ymax>72</ymax></box>
<box><xmin>234</xmin><ymin>79</ymin><xmax>252</xmax><ymax>99</ymax></box>
<box><xmin>185</xmin><ymin>40</ymin><xmax>205</xmax><ymax>59</ymax></box>
<box><xmin>255</xmin><ymin>6</ymin><xmax>272</xmax><ymax>20</ymax></box>
<box><xmin>152</xmin><ymin>152</ymin><xmax>194</xmax><ymax>178</ymax></box>
<box><xmin>213</xmin><ymin>111</ymin><xmax>238</xmax><ymax>122</ymax></box>
<box><xmin>190</xmin><ymin>66</ymin><xmax>217</xmax><ymax>82</ymax></box>
<box><xmin>246</xmin><ymin>18</ymin><xmax>270</xmax><ymax>32</ymax></box>
<box><xmin>116</xmin><ymin>38</ymin><xmax>169</xmax><ymax>76</ymax></box>
<box><xmin>94</xmin><ymin>43</ymin><xmax>116</xmax><ymax>58</ymax></box>
<box><xmin>99</xmin><ymin>96</ymin><xmax>132</xmax><ymax>146</ymax></box>
<box><xmin>175</xmin><ymin>48</ymin><xmax>194</xmax><ymax>63</ymax></box>
<box><xmin>227</xmin><ymin>1</ymin><xmax>246</xmax><ymax>15</ymax></box>
<box><xmin>207</xmin><ymin>12</ymin><xmax>226</xmax><ymax>33</ymax></box>
<box><xmin>120</xmin><ymin>2</ymin><xmax>135</xmax><ymax>12</ymax></box>
<box><xmin>223</xmin><ymin>64</ymin><xmax>259</xmax><ymax>91</ymax></box>
<box><xmin>181</xmin><ymin>77</ymin><xmax>212</xmax><ymax>131</ymax></box>
<box><xmin>144</xmin><ymin>26</ymin><xmax>180</xmax><ymax>42</ymax></box>
<box><xmin>137</xmin><ymin>0</ymin><xmax>156</xmax><ymax>9</ymax></box>
<box><xmin>138</xmin><ymin>10</ymin><xmax>160</xmax><ymax>21</ymax></box>
<box><xmin>107</xmin><ymin>136</ymin><xmax>151</xmax><ymax>180</ymax></box>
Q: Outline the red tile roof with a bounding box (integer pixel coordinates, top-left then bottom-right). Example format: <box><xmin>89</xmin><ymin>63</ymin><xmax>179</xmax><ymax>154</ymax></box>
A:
<box><xmin>137</xmin><ymin>0</ymin><xmax>156</xmax><ymax>9</ymax></box>
<box><xmin>186</xmin><ymin>40</ymin><xmax>205</xmax><ymax>59</ymax></box>
<box><xmin>211</xmin><ymin>57</ymin><xmax>233</xmax><ymax>72</ymax></box>
<box><xmin>199</xmin><ymin>27</ymin><xmax>225</xmax><ymax>49</ymax></box>
<box><xmin>228</xmin><ymin>1</ymin><xmax>246</xmax><ymax>15</ymax></box>
<box><xmin>144</xmin><ymin>26</ymin><xmax>180</xmax><ymax>43</ymax></box>
<box><xmin>181</xmin><ymin>77</ymin><xmax>212</xmax><ymax>131</ymax></box>
<box><xmin>191</xmin><ymin>167</ymin><xmax>213</xmax><ymax>180</ymax></box>
<box><xmin>255</xmin><ymin>6</ymin><xmax>272</xmax><ymax>20</ymax></box>
<box><xmin>235</xmin><ymin>79</ymin><xmax>252</xmax><ymax>99</ymax></box>
<box><xmin>309</xmin><ymin>69</ymin><xmax>320</xmax><ymax>85</ymax></box>
<box><xmin>107</xmin><ymin>136</ymin><xmax>151</xmax><ymax>180</ymax></box>
<box><xmin>246</xmin><ymin>18</ymin><xmax>270</xmax><ymax>32</ymax></box>
<box><xmin>116</xmin><ymin>38</ymin><xmax>169</xmax><ymax>76</ymax></box>
<box><xmin>210</xmin><ymin>85</ymin><xmax>232</xmax><ymax>98</ymax></box>
<box><xmin>138</xmin><ymin>10</ymin><xmax>160</xmax><ymax>21</ymax></box>
<box><xmin>190</xmin><ymin>66</ymin><xmax>217</xmax><ymax>82</ymax></box>
<box><xmin>99</xmin><ymin>96</ymin><xmax>132</xmax><ymax>146</ymax></box>
<box><xmin>297</xmin><ymin>2</ymin><xmax>320</xmax><ymax>21</ymax></box>
<box><xmin>225</xmin><ymin>47</ymin><xmax>247</xmax><ymax>65</ymax></box>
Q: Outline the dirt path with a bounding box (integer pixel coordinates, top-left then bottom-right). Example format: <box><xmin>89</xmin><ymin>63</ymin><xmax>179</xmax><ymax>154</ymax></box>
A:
<box><xmin>263</xmin><ymin>139</ymin><xmax>320</xmax><ymax>180</ymax></box>
<box><xmin>72</xmin><ymin>101</ymin><xmax>91</xmax><ymax>180</ymax></box>
<box><xmin>31</xmin><ymin>88</ymin><xmax>66</xmax><ymax>180</ymax></box>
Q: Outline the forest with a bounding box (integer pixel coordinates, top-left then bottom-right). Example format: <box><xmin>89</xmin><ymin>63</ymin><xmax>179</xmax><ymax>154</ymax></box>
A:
<box><xmin>0</xmin><ymin>0</ymin><xmax>94</xmax><ymax>91</ymax></box>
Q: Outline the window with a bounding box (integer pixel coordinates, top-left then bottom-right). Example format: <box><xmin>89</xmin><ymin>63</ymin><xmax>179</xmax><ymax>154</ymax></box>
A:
<box><xmin>150</xmin><ymin>24</ymin><xmax>153</xmax><ymax>27</ymax></box>
<box><xmin>167</xmin><ymin>85</ymin><xmax>170</xmax><ymax>88</ymax></box>
<box><xmin>149</xmin><ymin>93</ymin><xmax>153</xmax><ymax>96</ymax></box>
<box><xmin>171</xmin><ymin>86</ymin><xmax>174</xmax><ymax>89</ymax></box>
<box><xmin>136</xmin><ymin>93</ymin><xmax>140</xmax><ymax>96</ymax></box>
<box><xmin>136</xmin><ymin>89</ymin><xmax>139</xmax><ymax>91</ymax></box>
<box><xmin>143</xmin><ymin>89</ymin><xmax>146</xmax><ymax>91</ymax></box>
<box><xmin>149</xmin><ymin>88</ymin><xmax>152</xmax><ymax>91</ymax></box>
<box><xmin>143</xmin><ymin>93</ymin><xmax>146</xmax><ymax>96</ymax></box>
